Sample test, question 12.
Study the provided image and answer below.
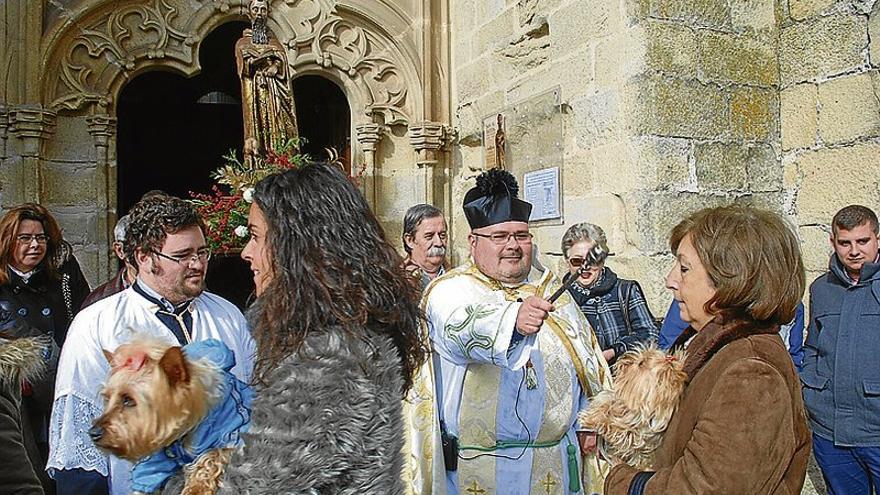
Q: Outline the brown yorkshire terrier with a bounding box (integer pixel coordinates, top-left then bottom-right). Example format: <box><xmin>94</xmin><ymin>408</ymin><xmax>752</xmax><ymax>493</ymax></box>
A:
<box><xmin>579</xmin><ymin>345</ymin><xmax>687</xmax><ymax>470</ymax></box>
<box><xmin>90</xmin><ymin>338</ymin><xmax>246</xmax><ymax>495</ymax></box>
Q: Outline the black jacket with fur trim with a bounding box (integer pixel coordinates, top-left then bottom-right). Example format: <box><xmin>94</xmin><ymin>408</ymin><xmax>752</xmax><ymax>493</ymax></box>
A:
<box><xmin>0</xmin><ymin>336</ymin><xmax>49</xmax><ymax>494</ymax></box>
<box><xmin>219</xmin><ymin>326</ymin><xmax>406</xmax><ymax>494</ymax></box>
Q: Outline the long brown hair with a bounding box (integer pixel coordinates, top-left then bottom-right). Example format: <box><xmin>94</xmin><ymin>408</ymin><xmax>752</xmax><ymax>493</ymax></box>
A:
<box><xmin>0</xmin><ymin>203</ymin><xmax>63</xmax><ymax>285</ymax></box>
<box><xmin>249</xmin><ymin>163</ymin><xmax>428</xmax><ymax>394</ymax></box>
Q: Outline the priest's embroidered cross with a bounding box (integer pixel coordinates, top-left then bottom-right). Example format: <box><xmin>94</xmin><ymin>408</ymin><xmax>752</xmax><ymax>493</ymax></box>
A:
<box><xmin>541</xmin><ymin>472</ymin><xmax>559</xmax><ymax>493</ymax></box>
<box><xmin>465</xmin><ymin>480</ymin><xmax>486</xmax><ymax>494</ymax></box>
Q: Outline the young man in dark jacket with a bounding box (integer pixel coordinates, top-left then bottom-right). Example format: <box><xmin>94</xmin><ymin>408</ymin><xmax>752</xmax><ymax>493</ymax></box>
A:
<box><xmin>802</xmin><ymin>204</ymin><xmax>880</xmax><ymax>494</ymax></box>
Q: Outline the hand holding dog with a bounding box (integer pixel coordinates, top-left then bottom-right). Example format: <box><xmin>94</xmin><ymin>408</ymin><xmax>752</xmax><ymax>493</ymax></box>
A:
<box><xmin>515</xmin><ymin>296</ymin><xmax>553</xmax><ymax>335</ymax></box>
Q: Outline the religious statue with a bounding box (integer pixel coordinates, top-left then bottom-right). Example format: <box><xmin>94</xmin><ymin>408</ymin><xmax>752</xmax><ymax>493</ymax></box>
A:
<box><xmin>494</xmin><ymin>113</ymin><xmax>506</xmax><ymax>170</ymax></box>
<box><xmin>235</xmin><ymin>0</ymin><xmax>299</xmax><ymax>164</ymax></box>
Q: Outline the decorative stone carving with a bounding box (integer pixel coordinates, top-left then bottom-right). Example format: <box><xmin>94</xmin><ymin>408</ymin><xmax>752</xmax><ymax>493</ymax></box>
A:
<box><xmin>86</xmin><ymin>115</ymin><xmax>117</xmax><ymax>143</ymax></box>
<box><xmin>9</xmin><ymin>107</ymin><xmax>57</xmax><ymax>153</ymax></box>
<box><xmin>44</xmin><ymin>0</ymin><xmax>419</xmax><ymax>126</ymax></box>
<box><xmin>46</xmin><ymin>0</ymin><xmax>199</xmax><ymax>112</ymax></box>
<box><xmin>272</xmin><ymin>1</ymin><xmax>417</xmax><ymax>125</ymax></box>
<box><xmin>408</xmin><ymin>121</ymin><xmax>446</xmax><ymax>154</ymax></box>
<box><xmin>354</xmin><ymin>122</ymin><xmax>387</xmax><ymax>152</ymax></box>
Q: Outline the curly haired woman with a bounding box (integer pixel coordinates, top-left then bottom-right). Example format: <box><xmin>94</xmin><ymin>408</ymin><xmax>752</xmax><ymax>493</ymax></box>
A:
<box><xmin>221</xmin><ymin>162</ymin><xmax>428</xmax><ymax>493</ymax></box>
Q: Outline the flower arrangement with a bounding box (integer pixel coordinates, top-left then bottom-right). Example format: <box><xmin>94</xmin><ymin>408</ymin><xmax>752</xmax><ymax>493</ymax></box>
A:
<box><xmin>190</xmin><ymin>138</ymin><xmax>366</xmax><ymax>254</ymax></box>
<box><xmin>189</xmin><ymin>138</ymin><xmax>305</xmax><ymax>254</ymax></box>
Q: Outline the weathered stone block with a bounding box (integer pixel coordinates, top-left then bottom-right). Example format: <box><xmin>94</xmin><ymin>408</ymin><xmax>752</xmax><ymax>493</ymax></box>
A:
<box><xmin>629</xmin><ymin>75</ymin><xmax>729</xmax><ymax>139</ymax></box>
<box><xmin>44</xmin><ymin>115</ymin><xmax>95</xmax><ymax>162</ymax></box>
<box><xmin>799</xmin><ymin>224</ymin><xmax>832</xmax><ymax>273</ymax></box>
<box><xmin>473</xmin><ymin>7</ymin><xmax>518</xmax><ymax>55</ymax></box>
<box><xmin>549</xmin><ymin>0</ymin><xmax>622</xmax><ymax>58</ymax></box>
<box><xmin>745</xmin><ymin>145</ymin><xmax>783</xmax><ymax>192</ymax></box>
<box><xmin>733</xmin><ymin>191</ymin><xmax>785</xmax><ymax>214</ymax></box>
<box><xmin>698</xmin><ymin>31</ymin><xmax>777</xmax><ymax>87</ymax></box>
<box><xmin>505</xmin><ymin>49</ymin><xmax>592</xmax><ymax>104</ymax></box>
<box><xmin>480</xmin><ymin>0</ymin><xmax>507</xmax><ymax>19</ymax></box>
<box><xmin>730</xmin><ymin>0</ymin><xmax>776</xmax><ymax>32</ymax></box>
<box><xmin>870</xmin><ymin>7</ymin><xmax>880</xmax><ymax>68</ymax></box>
<box><xmin>562</xmin><ymin>150</ymin><xmax>595</xmax><ymax>195</ymax></box>
<box><xmin>571</xmin><ymin>89</ymin><xmax>623</xmax><ymax>148</ymax></box>
<box><xmin>817</xmin><ymin>72</ymin><xmax>880</xmax><ymax>145</ymax></box>
<box><xmin>625</xmin><ymin>191</ymin><xmax>731</xmax><ymax>253</ymax></box>
<box><xmin>51</xmin><ymin>206</ymin><xmax>100</xmax><ymax>246</ymax></box>
<box><xmin>781</xmin><ymin>82</ymin><xmax>818</xmax><ymax>150</ymax></box>
<box><xmin>780</xmin><ymin>13</ymin><xmax>867</xmax><ymax>85</ymax></box>
<box><xmin>794</xmin><ymin>142</ymin><xmax>880</xmax><ymax>225</ymax></box>
<box><xmin>630</xmin><ymin>136</ymin><xmax>692</xmax><ymax>191</ymax></box>
<box><xmin>456</xmin><ymin>91</ymin><xmax>506</xmax><ymax>141</ymax></box>
<box><xmin>611</xmin><ymin>253</ymin><xmax>674</xmax><ymax>315</ymax></box>
<box><xmin>591</xmin><ymin>142</ymin><xmax>638</xmax><ymax>193</ymax></box>
<box><xmin>694</xmin><ymin>143</ymin><xmax>749</xmax><ymax>191</ymax></box>
<box><xmin>594</xmin><ymin>28</ymin><xmax>648</xmax><ymax>89</ymax></box>
<box><xmin>625</xmin><ymin>0</ymin><xmax>652</xmax><ymax>20</ymax></box>
<box><xmin>42</xmin><ymin>162</ymin><xmax>97</xmax><ymax>206</ymax></box>
<box><xmin>694</xmin><ymin>144</ymin><xmax>779</xmax><ymax>194</ymax></box>
<box><xmin>644</xmin><ymin>21</ymin><xmax>697</xmax><ymax>78</ymax></box>
<box><xmin>71</xmin><ymin>245</ymin><xmax>103</xmax><ymax>289</ymax></box>
<box><xmin>730</xmin><ymin>86</ymin><xmax>777</xmax><ymax>142</ymax></box>
<box><xmin>544</xmin><ymin>194</ymin><xmax>628</xmax><ymax>247</ymax></box>
<box><xmin>648</xmin><ymin>0</ymin><xmax>731</xmax><ymax>29</ymax></box>
<box><xmin>788</xmin><ymin>0</ymin><xmax>836</xmax><ymax>21</ymax></box>
<box><xmin>456</xmin><ymin>54</ymin><xmax>518</xmax><ymax>103</ymax></box>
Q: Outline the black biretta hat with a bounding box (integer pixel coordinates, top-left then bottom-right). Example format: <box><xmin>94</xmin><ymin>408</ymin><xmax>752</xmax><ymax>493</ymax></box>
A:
<box><xmin>463</xmin><ymin>169</ymin><xmax>533</xmax><ymax>229</ymax></box>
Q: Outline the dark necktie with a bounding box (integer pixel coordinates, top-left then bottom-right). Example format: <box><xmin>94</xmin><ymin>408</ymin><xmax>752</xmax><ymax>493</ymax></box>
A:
<box><xmin>131</xmin><ymin>282</ymin><xmax>194</xmax><ymax>346</ymax></box>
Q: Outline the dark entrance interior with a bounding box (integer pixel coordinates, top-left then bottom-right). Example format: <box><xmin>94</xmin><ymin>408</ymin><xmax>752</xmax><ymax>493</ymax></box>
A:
<box><xmin>116</xmin><ymin>21</ymin><xmax>253</xmax><ymax>308</ymax></box>
<box><xmin>116</xmin><ymin>25</ymin><xmax>353</xmax><ymax>310</ymax></box>
<box><xmin>292</xmin><ymin>75</ymin><xmax>352</xmax><ymax>172</ymax></box>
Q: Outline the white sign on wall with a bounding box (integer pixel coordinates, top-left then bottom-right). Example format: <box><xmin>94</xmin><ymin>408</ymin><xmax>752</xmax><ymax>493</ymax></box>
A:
<box><xmin>523</xmin><ymin>167</ymin><xmax>560</xmax><ymax>222</ymax></box>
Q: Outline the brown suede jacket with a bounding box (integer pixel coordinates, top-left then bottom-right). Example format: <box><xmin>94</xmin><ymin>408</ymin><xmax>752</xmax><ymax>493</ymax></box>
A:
<box><xmin>606</xmin><ymin>317</ymin><xmax>811</xmax><ymax>495</ymax></box>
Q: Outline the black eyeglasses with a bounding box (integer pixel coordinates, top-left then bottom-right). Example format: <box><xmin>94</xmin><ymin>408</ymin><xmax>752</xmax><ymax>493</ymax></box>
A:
<box><xmin>152</xmin><ymin>249</ymin><xmax>212</xmax><ymax>265</ymax></box>
<box><xmin>472</xmin><ymin>232</ymin><xmax>533</xmax><ymax>245</ymax></box>
<box><xmin>16</xmin><ymin>234</ymin><xmax>49</xmax><ymax>245</ymax></box>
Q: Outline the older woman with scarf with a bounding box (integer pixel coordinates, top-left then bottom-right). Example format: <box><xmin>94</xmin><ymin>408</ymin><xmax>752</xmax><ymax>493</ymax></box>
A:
<box><xmin>562</xmin><ymin>223</ymin><xmax>658</xmax><ymax>365</ymax></box>
<box><xmin>605</xmin><ymin>205</ymin><xmax>811</xmax><ymax>494</ymax></box>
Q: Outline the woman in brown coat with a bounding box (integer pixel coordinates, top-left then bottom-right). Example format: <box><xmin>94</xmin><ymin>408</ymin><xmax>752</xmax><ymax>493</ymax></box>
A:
<box><xmin>606</xmin><ymin>205</ymin><xmax>811</xmax><ymax>494</ymax></box>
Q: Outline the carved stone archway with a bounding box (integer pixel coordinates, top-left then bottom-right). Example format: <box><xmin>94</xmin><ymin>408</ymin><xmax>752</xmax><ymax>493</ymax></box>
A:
<box><xmin>38</xmin><ymin>0</ymin><xmax>452</xmax><ymax>281</ymax></box>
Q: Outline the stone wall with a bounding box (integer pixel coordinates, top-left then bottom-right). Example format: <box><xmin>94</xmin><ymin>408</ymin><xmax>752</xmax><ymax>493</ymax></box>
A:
<box><xmin>780</xmin><ymin>0</ymin><xmax>880</xmax><ymax>285</ymax></box>
<box><xmin>449</xmin><ymin>0</ymin><xmax>783</xmax><ymax>315</ymax></box>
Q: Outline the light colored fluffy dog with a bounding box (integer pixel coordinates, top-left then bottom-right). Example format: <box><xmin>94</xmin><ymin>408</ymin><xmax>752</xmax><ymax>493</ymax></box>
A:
<box><xmin>90</xmin><ymin>338</ymin><xmax>246</xmax><ymax>495</ymax></box>
<box><xmin>579</xmin><ymin>345</ymin><xmax>687</xmax><ymax>470</ymax></box>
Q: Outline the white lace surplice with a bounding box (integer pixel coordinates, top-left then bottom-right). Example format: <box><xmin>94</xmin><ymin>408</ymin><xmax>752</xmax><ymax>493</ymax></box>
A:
<box><xmin>47</xmin><ymin>285</ymin><xmax>255</xmax><ymax>495</ymax></box>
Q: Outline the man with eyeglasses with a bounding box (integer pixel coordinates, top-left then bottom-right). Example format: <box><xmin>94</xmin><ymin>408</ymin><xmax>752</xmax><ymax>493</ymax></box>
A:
<box><xmin>48</xmin><ymin>194</ymin><xmax>255</xmax><ymax>495</ymax></box>
<box><xmin>411</xmin><ymin>169</ymin><xmax>611</xmax><ymax>494</ymax></box>
<box><xmin>401</xmin><ymin>203</ymin><xmax>449</xmax><ymax>289</ymax></box>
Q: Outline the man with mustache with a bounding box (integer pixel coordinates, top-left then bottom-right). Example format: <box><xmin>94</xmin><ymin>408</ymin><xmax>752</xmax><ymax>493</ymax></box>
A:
<box><xmin>802</xmin><ymin>204</ymin><xmax>880</xmax><ymax>495</ymax></box>
<box><xmin>47</xmin><ymin>194</ymin><xmax>255</xmax><ymax>495</ymax></box>
<box><xmin>416</xmin><ymin>169</ymin><xmax>611</xmax><ymax>494</ymax></box>
<box><xmin>401</xmin><ymin>204</ymin><xmax>448</xmax><ymax>290</ymax></box>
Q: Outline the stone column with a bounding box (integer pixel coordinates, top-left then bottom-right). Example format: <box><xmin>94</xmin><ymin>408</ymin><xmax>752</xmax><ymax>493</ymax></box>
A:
<box><xmin>408</xmin><ymin>121</ymin><xmax>446</xmax><ymax>205</ymax></box>
<box><xmin>87</xmin><ymin>114</ymin><xmax>117</xmax><ymax>282</ymax></box>
<box><xmin>354</xmin><ymin>123</ymin><xmax>385</xmax><ymax>207</ymax></box>
<box><xmin>8</xmin><ymin>105</ymin><xmax>56</xmax><ymax>204</ymax></box>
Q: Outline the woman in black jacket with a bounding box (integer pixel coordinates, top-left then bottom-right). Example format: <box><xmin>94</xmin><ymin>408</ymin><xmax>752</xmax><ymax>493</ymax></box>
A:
<box><xmin>0</xmin><ymin>203</ymin><xmax>90</xmax><ymax>494</ymax></box>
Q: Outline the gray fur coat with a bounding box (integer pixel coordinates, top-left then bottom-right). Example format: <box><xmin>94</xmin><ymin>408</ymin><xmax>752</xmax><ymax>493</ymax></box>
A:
<box><xmin>219</xmin><ymin>326</ymin><xmax>406</xmax><ymax>494</ymax></box>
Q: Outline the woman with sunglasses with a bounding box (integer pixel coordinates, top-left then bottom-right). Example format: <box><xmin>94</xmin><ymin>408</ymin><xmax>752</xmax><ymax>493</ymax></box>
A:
<box><xmin>561</xmin><ymin>223</ymin><xmax>657</xmax><ymax>365</ymax></box>
<box><xmin>0</xmin><ymin>203</ymin><xmax>91</xmax><ymax>494</ymax></box>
